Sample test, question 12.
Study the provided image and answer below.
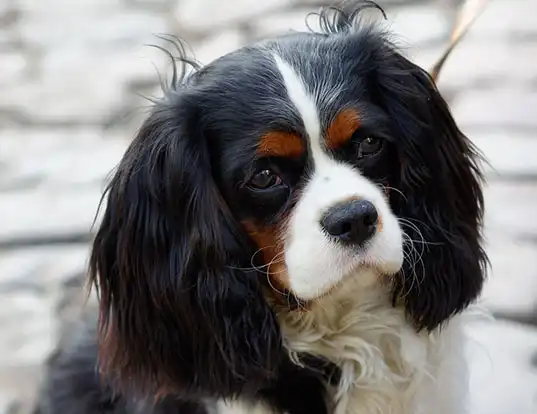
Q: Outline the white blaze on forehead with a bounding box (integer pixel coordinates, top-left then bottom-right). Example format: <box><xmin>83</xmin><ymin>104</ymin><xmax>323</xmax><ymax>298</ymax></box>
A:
<box><xmin>272</xmin><ymin>54</ymin><xmax>339</xmax><ymax>171</ymax></box>
<box><xmin>272</xmin><ymin>54</ymin><xmax>325</xmax><ymax>161</ymax></box>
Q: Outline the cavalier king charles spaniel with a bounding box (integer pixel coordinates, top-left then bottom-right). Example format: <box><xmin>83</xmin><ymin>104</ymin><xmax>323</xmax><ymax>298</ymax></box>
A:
<box><xmin>35</xmin><ymin>2</ymin><xmax>487</xmax><ymax>414</ymax></box>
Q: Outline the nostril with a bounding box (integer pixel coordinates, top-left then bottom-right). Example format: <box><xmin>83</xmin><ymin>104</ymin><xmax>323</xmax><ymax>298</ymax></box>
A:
<box><xmin>321</xmin><ymin>213</ymin><xmax>352</xmax><ymax>238</ymax></box>
<box><xmin>360</xmin><ymin>201</ymin><xmax>378</xmax><ymax>227</ymax></box>
<box><xmin>339</xmin><ymin>221</ymin><xmax>353</xmax><ymax>235</ymax></box>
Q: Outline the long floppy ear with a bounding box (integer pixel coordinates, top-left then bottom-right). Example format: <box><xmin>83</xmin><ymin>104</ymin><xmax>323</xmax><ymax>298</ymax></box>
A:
<box><xmin>377</xmin><ymin>52</ymin><xmax>487</xmax><ymax>331</ymax></box>
<box><xmin>89</xmin><ymin>91</ymin><xmax>282</xmax><ymax>398</ymax></box>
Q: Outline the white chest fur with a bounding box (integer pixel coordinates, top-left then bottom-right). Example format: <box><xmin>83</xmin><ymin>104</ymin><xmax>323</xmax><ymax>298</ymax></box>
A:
<box><xmin>276</xmin><ymin>272</ymin><xmax>472</xmax><ymax>414</ymax></box>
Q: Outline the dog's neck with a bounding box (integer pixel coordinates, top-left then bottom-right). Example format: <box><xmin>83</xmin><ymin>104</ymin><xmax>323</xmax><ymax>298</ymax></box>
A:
<box><xmin>275</xmin><ymin>268</ymin><xmax>457</xmax><ymax>414</ymax></box>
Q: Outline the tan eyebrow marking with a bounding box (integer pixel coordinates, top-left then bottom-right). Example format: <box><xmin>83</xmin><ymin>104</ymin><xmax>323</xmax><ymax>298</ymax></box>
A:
<box><xmin>325</xmin><ymin>109</ymin><xmax>361</xmax><ymax>150</ymax></box>
<box><xmin>257</xmin><ymin>131</ymin><xmax>304</xmax><ymax>158</ymax></box>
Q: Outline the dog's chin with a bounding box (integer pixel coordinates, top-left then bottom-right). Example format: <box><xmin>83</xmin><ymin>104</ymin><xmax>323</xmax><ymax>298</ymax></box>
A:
<box><xmin>291</xmin><ymin>260</ymin><xmax>401</xmax><ymax>307</ymax></box>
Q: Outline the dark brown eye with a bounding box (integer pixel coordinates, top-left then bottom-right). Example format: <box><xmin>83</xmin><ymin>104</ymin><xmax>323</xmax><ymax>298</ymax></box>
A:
<box><xmin>358</xmin><ymin>137</ymin><xmax>383</xmax><ymax>157</ymax></box>
<box><xmin>248</xmin><ymin>169</ymin><xmax>283</xmax><ymax>190</ymax></box>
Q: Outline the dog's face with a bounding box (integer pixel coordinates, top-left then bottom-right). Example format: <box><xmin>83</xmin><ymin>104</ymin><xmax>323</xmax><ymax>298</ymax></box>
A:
<box><xmin>208</xmin><ymin>43</ymin><xmax>404</xmax><ymax>301</ymax></box>
<box><xmin>90</xmin><ymin>1</ymin><xmax>486</xmax><ymax>400</ymax></box>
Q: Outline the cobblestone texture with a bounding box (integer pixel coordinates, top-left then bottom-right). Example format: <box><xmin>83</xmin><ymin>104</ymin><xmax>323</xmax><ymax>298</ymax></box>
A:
<box><xmin>1</xmin><ymin>0</ymin><xmax>536</xmax><ymax>413</ymax></box>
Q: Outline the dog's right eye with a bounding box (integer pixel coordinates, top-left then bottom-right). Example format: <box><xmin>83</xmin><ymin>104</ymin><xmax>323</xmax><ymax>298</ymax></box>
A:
<box><xmin>248</xmin><ymin>169</ymin><xmax>283</xmax><ymax>190</ymax></box>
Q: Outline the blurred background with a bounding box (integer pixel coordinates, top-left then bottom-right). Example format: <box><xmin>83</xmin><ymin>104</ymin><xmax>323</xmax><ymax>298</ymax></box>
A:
<box><xmin>0</xmin><ymin>0</ymin><xmax>536</xmax><ymax>413</ymax></box>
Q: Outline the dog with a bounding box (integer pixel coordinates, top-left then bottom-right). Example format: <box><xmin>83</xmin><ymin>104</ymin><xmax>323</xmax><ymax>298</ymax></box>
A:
<box><xmin>34</xmin><ymin>1</ymin><xmax>487</xmax><ymax>413</ymax></box>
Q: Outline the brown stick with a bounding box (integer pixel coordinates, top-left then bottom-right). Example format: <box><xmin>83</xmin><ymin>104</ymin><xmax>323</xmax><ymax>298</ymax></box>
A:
<box><xmin>430</xmin><ymin>0</ymin><xmax>490</xmax><ymax>82</ymax></box>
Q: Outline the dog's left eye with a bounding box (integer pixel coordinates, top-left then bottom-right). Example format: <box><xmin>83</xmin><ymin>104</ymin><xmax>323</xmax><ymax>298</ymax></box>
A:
<box><xmin>248</xmin><ymin>169</ymin><xmax>283</xmax><ymax>190</ymax></box>
<box><xmin>358</xmin><ymin>137</ymin><xmax>383</xmax><ymax>158</ymax></box>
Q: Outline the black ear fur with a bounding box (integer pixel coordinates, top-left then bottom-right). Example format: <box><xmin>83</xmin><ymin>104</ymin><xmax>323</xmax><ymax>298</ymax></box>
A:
<box><xmin>377</xmin><ymin>52</ymin><xmax>487</xmax><ymax>331</ymax></box>
<box><xmin>89</xmin><ymin>91</ymin><xmax>282</xmax><ymax>398</ymax></box>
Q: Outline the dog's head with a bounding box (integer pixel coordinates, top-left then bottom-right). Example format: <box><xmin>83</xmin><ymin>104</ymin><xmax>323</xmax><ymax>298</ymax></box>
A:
<box><xmin>90</xmin><ymin>0</ymin><xmax>486</xmax><ymax>399</ymax></box>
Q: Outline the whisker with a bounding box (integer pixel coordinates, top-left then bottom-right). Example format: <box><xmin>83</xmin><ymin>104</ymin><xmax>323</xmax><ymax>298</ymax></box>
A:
<box><xmin>398</xmin><ymin>232</ymin><xmax>426</xmax><ymax>298</ymax></box>
<box><xmin>383</xmin><ymin>185</ymin><xmax>407</xmax><ymax>201</ymax></box>
<box><xmin>227</xmin><ymin>245</ymin><xmax>285</xmax><ymax>272</ymax></box>
<box><xmin>266</xmin><ymin>274</ymin><xmax>288</xmax><ymax>298</ymax></box>
<box><xmin>291</xmin><ymin>292</ymin><xmax>308</xmax><ymax>312</ymax></box>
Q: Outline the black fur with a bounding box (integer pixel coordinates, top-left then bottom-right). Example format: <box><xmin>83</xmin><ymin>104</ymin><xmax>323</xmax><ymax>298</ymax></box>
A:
<box><xmin>90</xmin><ymin>92</ymin><xmax>284</xmax><ymax>398</ymax></box>
<box><xmin>378</xmin><ymin>55</ymin><xmax>487</xmax><ymax>331</ymax></box>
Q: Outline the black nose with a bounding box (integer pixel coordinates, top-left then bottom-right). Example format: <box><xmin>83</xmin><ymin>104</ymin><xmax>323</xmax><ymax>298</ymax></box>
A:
<box><xmin>320</xmin><ymin>199</ymin><xmax>378</xmax><ymax>246</ymax></box>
